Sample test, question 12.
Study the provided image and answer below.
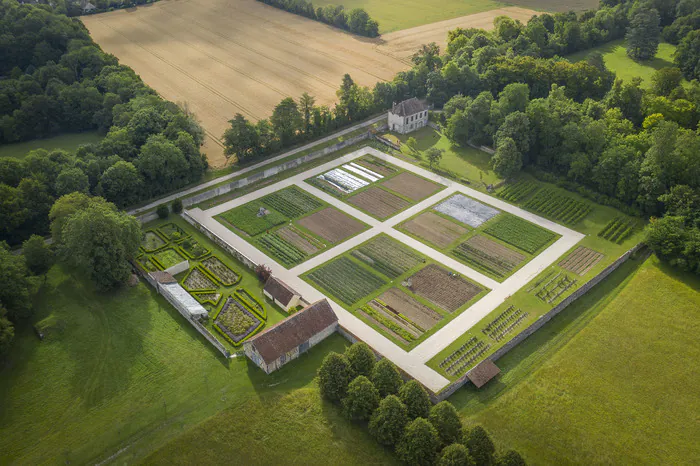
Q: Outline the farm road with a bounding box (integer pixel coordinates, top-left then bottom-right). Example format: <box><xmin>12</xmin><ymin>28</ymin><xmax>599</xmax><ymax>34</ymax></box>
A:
<box><xmin>188</xmin><ymin>146</ymin><xmax>584</xmax><ymax>391</ymax></box>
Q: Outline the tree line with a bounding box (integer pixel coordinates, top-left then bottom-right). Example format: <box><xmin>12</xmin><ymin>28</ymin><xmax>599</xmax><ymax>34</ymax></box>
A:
<box><xmin>0</xmin><ymin>0</ymin><xmax>207</xmax><ymax>246</ymax></box>
<box><xmin>257</xmin><ymin>0</ymin><xmax>379</xmax><ymax>37</ymax></box>
<box><xmin>317</xmin><ymin>342</ymin><xmax>526</xmax><ymax>465</ymax></box>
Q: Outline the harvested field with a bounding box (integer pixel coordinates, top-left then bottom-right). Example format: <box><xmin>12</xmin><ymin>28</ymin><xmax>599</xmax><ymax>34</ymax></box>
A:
<box><xmin>306</xmin><ymin>257</ymin><xmax>386</xmax><ymax>305</ymax></box>
<box><xmin>348</xmin><ymin>187</ymin><xmax>410</xmax><ymax>219</ymax></box>
<box><xmin>435</xmin><ymin>194</ymin><xmax>500</xmax><ymax>227</ymax></box>
<box><xmin>378</xmin><ymin>288</ymin><xmax>441</xmax><ymax>330</ymax></box>
<box><xmin>297</xmin><ymin>207</ymin><xmax>365</xmax><ymax>243</ymax></box>
<box><xmin>276</xmin><ymin>225</ymin><xmax>323</xmax><ymax>255</ymax></box>
<box><xmin>453</xmin><ymin>235</ymin><xmax>525</xmax><ymax>279</ymax></box>
<box><xmin>559</xmin><ymin>246</ymin><xmax>604</xmax><ymax>276</ymax></box>
<box><xmin>351</xmin><ymin>235</ymin><xmax>424</xmax><ymax>278</ymax></box>
<box><xmin>381</xmin><ymin>172</ymin><xmax>443</xmax><ymax>201</ymax></box>
<box><xmin>408</xmin><ymin>264</ymin><xmax>483</xmax><ymax>312</ymax></box>
<box><xmin>401</xmin><ymin>211</ymin><xmax>468</xmax><ymax>248</ymax></box>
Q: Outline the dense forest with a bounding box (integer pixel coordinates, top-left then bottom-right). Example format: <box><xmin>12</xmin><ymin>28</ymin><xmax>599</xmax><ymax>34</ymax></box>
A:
<box><xmin>0</xmin><ymin>0</ymin><xmax>207</xmax><ymax>246</ymax></box>
<box><xmin>226</xmin><ymin>0</ymin><xmax>700</xmax><ymax>274</ymax></box>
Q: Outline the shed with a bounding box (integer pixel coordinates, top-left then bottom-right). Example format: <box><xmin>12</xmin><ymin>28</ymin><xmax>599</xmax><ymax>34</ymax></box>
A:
<box><xmin>263</xmin><ymin>276</ymin><xmax>302</xmax><ymax>312</ymax></box>
<box><xmin>388</xmin><ymin>97</ymin><xmax>429</xmax><ymax>134</ymax></box>
<box><xmin>466</xmin><ymin>359</ymin><xmax>501</xmax><ymax>388</ymax></box>
<box><xmin>244</xmin><ymin>299</ymin><xmax>338</xmax><ymax>374</ymax></box>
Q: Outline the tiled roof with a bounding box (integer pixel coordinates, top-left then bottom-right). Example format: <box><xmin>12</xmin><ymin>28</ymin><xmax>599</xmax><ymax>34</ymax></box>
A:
<box><xmin>264</xmin><ymin>277</ymin><xmax>298</xmax><ymax>306</ymax></box>
<box><xmin>391</xmin><ymin>98</ymin><xmax>428</xmax><ymax>117</ymax></box>
<box><xmin>246</xmin><ymin>299</ymin><xmax>338</xmax><ymax>364</ymax></box>
<box><xmin>466</xmin><ymin>359</ymin><xmax>500</xmax><ymax>388</ymax></box>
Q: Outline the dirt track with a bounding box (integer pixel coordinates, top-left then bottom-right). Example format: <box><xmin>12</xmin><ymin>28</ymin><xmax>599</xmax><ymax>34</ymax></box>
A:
<box><xmin>83</xmin><ymin>1</ymin><xmax>536</xmax><ymax>167</ymax></box>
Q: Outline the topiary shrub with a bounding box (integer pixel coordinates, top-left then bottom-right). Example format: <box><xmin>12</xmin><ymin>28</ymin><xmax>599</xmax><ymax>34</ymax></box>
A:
<box><xmin>399</xmin><ymin>380</ymin><xmax>432</xmax><ymax>420</ymax></box>
<box><xmin>317</xmin><ymin>352</ymin><xmax>355</xmax><ymax>403</ymax></box>
<box><xmin>368</xmin><ymin>394</ymin><xmax>409</xmax><ymax>446</ymax></box>
<box><xmin>438</xmin><ymin>443</ymin><xmax>475</xmax><ymax>466</ymax></box>
<box><xmin>371</xmin><ymin>358</ymin><xmax>403</xmax><ymax>398</ymax></box>
<box><xmin>157</xmin><ymin>203</ymin><xmax>169</xmax><ymax>219</ymax></box>
<box><xmin>171</xmin><ymin>198</ymin><xmax>183</xmax><ymax>214</ymax></box>
<box><xmin>397</xmin><ymin>417</ymin><xmax>440</xmax><ymax>466</ymax></box>
<box><xmin>346</xmin><ymin>342</ymin><xmax>375</xmax><ymax>377</ymax></box>
<box><xmin>342</xmin><ymin>375</ymin><xmax>380</xmax><ymax>421</ymax></box>
<box><xmin>429</xmin><ymin>401</ymin><xmax>462</xmax><ymax>446</ymax></box>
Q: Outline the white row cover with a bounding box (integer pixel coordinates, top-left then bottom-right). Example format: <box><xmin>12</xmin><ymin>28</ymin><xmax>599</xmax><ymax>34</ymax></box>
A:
<box><xmin>319</xmin><ymin>168</ymin><xmax>369</xmax><ymax>193</ymax></box>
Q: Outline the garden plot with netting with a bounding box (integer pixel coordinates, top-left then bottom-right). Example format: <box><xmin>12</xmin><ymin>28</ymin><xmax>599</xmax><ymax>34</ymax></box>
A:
<box><xmin>434</xmin><ymin>194</ymin><xmax>500</xmax><ymax>227</ymax></box>
<box><xmin>215</xmin><ymin>186</ymin><xmax>368</xmax><ymax>268</ymax></box>
<box><xmin>305</xmin><ymin>155</ymin><xmax>445</xmax><ymax>220</ymax></box>
<box><xmin>138</xmin><ymin>217</ymin><xmax>285</xmax><ymax>353</ymax></box>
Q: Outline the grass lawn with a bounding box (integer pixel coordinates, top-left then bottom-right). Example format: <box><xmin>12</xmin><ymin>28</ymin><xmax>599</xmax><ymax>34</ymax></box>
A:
<box><xmin>384</xmin><ymin>126</ymin><xmax>503</xmax><ymax>188</ymax></box>
<box><xmin>0</xmin><ymin>131</ymin><xmax>103</xmax><ymax>159</ymax></box>
<box><xmin>310</xmin><ymin>0</ymin><xmax>505</xmax><ymax>33</ymax></box>
<box><xmin>567</xmin><ymin>39</ymin><xmax>680</xmax><ymax>87</ymax></box>
<box><xmin>453</xmin><ymin>255</ymin><xmax>700</xmax><ymax>464</ymax></box>
<box><xmin>0</xmin><ymin>266</ymin><xmax>393</xmax><ymax>465</ymax></box>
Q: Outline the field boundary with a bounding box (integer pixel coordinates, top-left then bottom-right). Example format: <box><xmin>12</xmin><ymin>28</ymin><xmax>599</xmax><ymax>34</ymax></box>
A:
<box><xmin>433</xmin><ymin>243</ymin><xmax>644</xmax><ymax>400</ymax></box>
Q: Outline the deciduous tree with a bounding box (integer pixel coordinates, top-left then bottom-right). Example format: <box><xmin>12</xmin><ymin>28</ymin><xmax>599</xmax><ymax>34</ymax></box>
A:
<box><xmin>317</xmin><ymin>352</ymin><xmax>354</xmax><ymax>402</ymax></box>
<box><xmin>438</xmin><ymin>443</ymin><xmax>476</xmax><ymax>466</ymax></box>
<box><xmin>346</xmin><ymin>342</ymin><xmax>375</xmax><ymax>377</ymax></box>
<box><xmin>491</xmin><ymin>137</ymin><xmax>522</xmax><ymax>179</ymax></box>
<box><xmin>342</xmin><ymin>375</ymin><xmax>380</xmax><ymax>421</ymax></box>
<box><xmin>399</xmin><ymin>380</ymin><xmax>432</xmax><ymax>419</ymax></box>
<box><xmin>371</xmin><ymin>358</ymin><xmax>403</xmax><ymax>397</ymax></box>
<box><xmin>626</xmin><ymin>7</ymin><xmax>661</xmax><ymax>60</ymax></box>
<box><xmin>397</xmin><ymin>417</ymin><xmax>441</xmax><ymax>466</ymax></box>
<box><xmin>368</xmin><ymin>394</ymin><xmax>409</xmax><ymax>446</ymax></box>
<box><xmin>429</xmin><ymin>401</ymin><xmax>463</xmax><ymax>446</ymax></box>
<box><xmin>462</xmin><ymin>426</ymin><xmax>496</xmax><ymax>466</ymax></box>
<box><xmin>22</xmin><ymin>235</ymin><xmax>53</xmax><ymax>277</ymax></box>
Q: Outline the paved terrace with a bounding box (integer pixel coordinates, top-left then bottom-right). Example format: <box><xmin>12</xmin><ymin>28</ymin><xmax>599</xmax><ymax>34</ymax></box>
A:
<box><xmin>188</xmin><ymin>147</ymin><xmax>584</xmax><ymax>392</ymax></box>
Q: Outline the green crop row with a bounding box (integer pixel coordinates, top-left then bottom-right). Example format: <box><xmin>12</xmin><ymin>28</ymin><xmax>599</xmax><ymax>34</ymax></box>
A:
<box><xmin>599</xmin><ymin>216</ymin><xmax>638</xmax><ymax>243</ymax></box>
<box><xmin>352</xmin><ymin>236</ymin><xmax>423</xmax><ymax>279</ymax></box>
<box><xmin>261</xmin><ymin>187</ymin><xmax>322</xmax><ymax>218</ymax></box>
<box><xmin>307</xmin><ymin>257</ymin><xmax>386</xmax><ymax>305</ymax></box>
<box><xmin>360</xmin><ymin>305</ymin><xmax>415</xmax><ymax>342</ymax></box>
<box><xmin>257</xmin><ymin>233</ymin><xmax>308</xmax><ymax>267</ymax></box>
<box><xmin>524</xmin><ymin>189</ymin><xmax>591</xmax><ymax>225</ymax></box>
<box><xmin>484</xmin><ymin>215</ymin><xmax>556</xmax><ymax>254</ymax></box>
<box><xmin>453</xmin><ymin>244</ymin><xmax>510</xmax><ymax>278</ymax></box>
<box><xmin>498</xmin><ymin>180</ymin><xmax>540</xmax><ymax>202</ymax></box>
<box><xmin>218</xmin><ymin>203</ymin><xmax>287</xmax><ymax>237</ymax></box>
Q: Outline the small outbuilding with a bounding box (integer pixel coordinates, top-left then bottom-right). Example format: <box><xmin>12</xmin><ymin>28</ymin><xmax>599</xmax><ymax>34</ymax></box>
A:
<box><xmin>388</xmin><ymin>97</ymin><xmax>429</xmax><ymax>134</ymax></box>
<box><xmin>466</xmin><ymin>359</ymin><xmax>501</xmax><ymax>388</ymax></box>
<box><xmin>263</xmin><ymin>276</ymin><xmax>302</xmax><ymax>312</ymax></box>
<box><xmin>244</xmin><ymin>299</ymin><xmax>338</xmax><ymax>374</ymax></box>
<box><xmin>149</xmin><ymin>271</ymin><xmax>208</xmax><ymax>319</ymax></box>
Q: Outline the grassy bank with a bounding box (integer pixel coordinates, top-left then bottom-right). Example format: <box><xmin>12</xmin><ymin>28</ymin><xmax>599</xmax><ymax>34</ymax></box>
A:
<box><xmin>0</xmin><ymin>131</ymin><xmax>104</xmax><ymax>159</ymax></box>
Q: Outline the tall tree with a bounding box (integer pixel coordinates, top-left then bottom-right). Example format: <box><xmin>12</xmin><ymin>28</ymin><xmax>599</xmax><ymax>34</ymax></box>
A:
<box><xmin>0</xmin><ymin>242</ymin><xmax>37</xmax><ymax>320</ymax></box>
<box><xmin>371</xmin><ymin>358</ymin><xmax>404</xmax><ymax>397</ymax></box>
<box><xmin>346</xmin><ymin>342</ymin><xmax>376</xmax><ymax>377</ymax></box>
<box><xmin>397</xmin><ymin>418</ymin><xmax>441</xmax><ymax>466</ymax></box>
<box><xmin>223</xmin><ymin>113</ymin><xmax>260</xmax><ymax>160</ymax></box>
<box><xmin>22</xmin><ymin>235</ymin><xmax>53</xmax><ymax>277</ymax></box>
<box><xmin>98</xmin><ymin>161</ymin><xmax>143</xmax><ymax>208</ymax></box>
<box><xmin>626</xmin><ymin>7</ymin><xmax>661</xmax><ymax>60</ymax></box>
<box><xmin>368</xmin><ymin>395</ymin><xmax>409</xmax><ymax>446</ymax></box>
<box><xmin>429</xmin><ymin>401</ymin><xmax>463</xmax><ymax>446</ymax></box>
<box><xmin>674</xmin><ymin>30</ymin><xmax>700</xmax><ymax>80</ymax></box>
<box><xmin>317</xmin><ymin>352</ymin><xmax>355</xmax><ymax>402</ymax></box>
<box><xmin>491</xmin><ymin>137</ymin><xmax>523</xmax><ymax>179</ymax></box>
<box><xmin>271</xmin><ymin>97</ymin><xmax>302</xmax><ymax>146</ymax></box>
<box><xmin>399</xmin><ymin>380</ymin><xmax>432</xmax><ymax>419</ymax></box>
<box><xmin>0</xmin><ymin>304</ymin><xmax>14</xmax><ymax>356</ymax></box>
<box><xmin>342</xmin><ymin>375</ymin><xmax>380</xmax><ymax>421</ymax></box>
<box><xmin>462</xmin><ymin>426</ymin><xmax>496</xmax><ymax>466</ymax></box>
<box><xmin>299</xmin><ymin>93</ymin><xmax>316</xmax><ymax>136</ymax></box>
<box><xmin>438</xmin><ymin>443</ymin><xmax>476</xmax><ymax>466</ymax></box>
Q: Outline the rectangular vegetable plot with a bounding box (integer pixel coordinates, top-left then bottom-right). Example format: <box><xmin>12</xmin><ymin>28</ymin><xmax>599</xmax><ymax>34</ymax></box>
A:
<box><xmin>483</xmin><ymin>215</ymin><xmax>556</xmax><ymax>254</ymax></box>
<box><xmin>260</xmin><ymin>186</ymin><xmax>322</xmax><ymax>218</ymax></box>
<box><xmin>306</xmin><ymin>257</ymin><xmax>387</xmax><ymax>305</ymax></box>
<box><xmin>217</xmin><ymin>203</ymin><xmax>286</xmax><ymax>236</ymax></box>
<box><xmin>434</xmin><ymin>194</ymin><xmax>500</xmax><ymax>227</ymax></box>
<box><xmin>351</xmin><ymin>235</ymin><xmax>424</xmax><ymax>279</ymax></box>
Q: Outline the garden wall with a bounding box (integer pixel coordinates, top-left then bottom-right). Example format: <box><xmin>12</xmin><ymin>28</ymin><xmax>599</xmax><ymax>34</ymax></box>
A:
<box><xmin>182</xmin><ymin>127</ymin><xmax>386</xmax><ymax>208</ymax></box>
<box><xmin>433</xmin><ymin>243</ymin><xmax>644</xmax><ymax>401</ymax></box>
<box><xmin>181</xmin><ymin>210</ymin><xmax>258</xmax><ymax>271</ymax></box>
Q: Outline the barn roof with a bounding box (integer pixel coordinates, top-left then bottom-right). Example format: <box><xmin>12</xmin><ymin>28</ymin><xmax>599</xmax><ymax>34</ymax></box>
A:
<box><xmin>466</xmin><ymin>359</ymin><xmax>501</xmax><ymax>388</ymax></box>
<box><xmin>246</xmin><ymin>299</ymin><xmax>338</xmax><ymax>364</ymax></box>
<box><xmin>264</xmin><ymin>276</ymin><xmax>299</xmax><ymax>306</ymax></box>
<box><xmin>391</xmin><ymin>98</ymin><xmax>428</xmax><ymax>117</ymax></box>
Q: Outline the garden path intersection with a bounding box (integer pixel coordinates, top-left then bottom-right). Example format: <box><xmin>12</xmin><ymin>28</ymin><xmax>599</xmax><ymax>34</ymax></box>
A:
<box><xmin>188</xmin><ymin>147</ymin><xmax>584</xmax><ymax>392</ymax></box>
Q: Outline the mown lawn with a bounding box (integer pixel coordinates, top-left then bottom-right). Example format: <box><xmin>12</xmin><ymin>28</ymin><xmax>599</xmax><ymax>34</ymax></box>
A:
<box><xmin>453</xmin><ymin>255</ymin><xmax>700</xmax><ymax>464</ymax></box>
<box><xmin>0</xmin><ymin>266</ymin><xmax>391</xmax><ymax>465</ymax></box>
<box><xmin>0</xmin><ymin>131</ymin><xmax>104</xmax><ymax>159</ymax></box>
<box><xmin>567</xmin><ymin>39</ymin><xmax>679</xmax><ymax>87</ymax></box>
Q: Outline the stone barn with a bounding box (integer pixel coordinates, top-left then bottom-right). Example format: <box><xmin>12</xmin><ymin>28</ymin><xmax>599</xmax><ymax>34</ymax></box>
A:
<box><xmin>263</xmin><ymin>276</ymin><xmax>302</xmax><ymax>312</ymax></box>
<box><xmin>243</xmin><ymin>299</ymin><xmax>338</xmax><ymax>374</ymax></box>
<box><xmin>388</xmin><ymin>97</ymin><xmax>429</xmax><ymax>134</ymax></box>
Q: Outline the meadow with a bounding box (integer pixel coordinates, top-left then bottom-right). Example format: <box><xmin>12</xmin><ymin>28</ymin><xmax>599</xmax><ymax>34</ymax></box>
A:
<box><xmin>0</xmin><ymin>131</ymin><xmax>103</xmax><ymax>159</ymax></box>
<box><xmin>567</xmin><ymin>39</ymin><xmax>680</xmax><ymax>87</ymax></box>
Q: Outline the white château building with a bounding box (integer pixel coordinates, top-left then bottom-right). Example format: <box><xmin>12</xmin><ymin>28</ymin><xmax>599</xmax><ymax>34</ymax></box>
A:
<box><xmin>388</xmin><ymin>98</ymin><xmax>429</xmax><ymax>134</ymax></box>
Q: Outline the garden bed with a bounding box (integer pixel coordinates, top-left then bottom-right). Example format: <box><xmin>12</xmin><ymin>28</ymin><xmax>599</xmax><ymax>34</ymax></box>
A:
<box><xmin>452</xmin><ymin>235</ymin><xmax>525</xmax><ymax>279</ymax></box>
<box><xmin>434</xmin><ymin>194</ymin><xmax>500</xmax><ymax>227</ymax></box>
<box><xmin>297</xmin><ymin>207</ymin><xmax>366</xmax><ymax>243</ymax></box>
<box><xmin>483</xmin><ymin>215</ymin><xmax>557</xmax><ymax>254</ymax></box>
<box><xmin>142</xmin><ymin>230</ymin><xmax>167</xmax><ymax>252</ymax></box>
<box><xmin>214</xmin><ymin>296</ymin><xmax>263</xmax><ymax>345</ymax></box>
<box><xmin>408</xmin><ymin>264</ymin><xmax>483</xmax><ymax>312</ymax></box>
<box><xmin>400</xmin><ymin>211</ymin><xmax>468</xmax><ymax>249</ymax></box>
<box><xmin>347</xmin><ymin>187</ymin><xmax>410</xmax><ymax>219</ymax></box>
<box><xmin>201</xmin><ymin>256</ymin><xmax>240</xmax><ymax>286</ymax></box>
<box><xmin>350</xmin><ymin>235</ymin><xmax>424</xmax><ymax>279</ymax></box>
<box><xmin>306</xmin><ymin>257</ymin><xmax>386</xmax><ymax>305</ymax></box>
<box><xmin>380</xmin><ymin>172</ymin><xmax>442</xmax><ymax>201</ymax></box>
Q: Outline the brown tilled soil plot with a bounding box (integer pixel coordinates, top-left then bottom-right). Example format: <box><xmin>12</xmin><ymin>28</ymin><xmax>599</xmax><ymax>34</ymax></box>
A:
<box><xmin>277</xmin><ymin>226</ymin><xmax>322</xmax><ymax>254</ymax></box>
<box><xmin>348</xmin><ymin>187</ymin><xmax>411</xmax><ymax>219</ymax></box>
<box><xmin>297</xmin><ymin>207</ymin><xmax>365</xmax><ymax>243</ymax></box>
<box><xmin>559</xmin><ymin>246</ymin><xmax>604</xmax><ymax>275</ymax></box>
<box><xmin>456</xmin><ymin>235</ymin><xmax>525</xmax><ymax>277</ymax></box>
<box><xmin>381</xmin><ymin>172</ymin><xmax>443</xmax><ymax>201</ymax></box>
<box><xmin>402</xmin><ymin>211</ymin><xmax>468</xmax><ymax>248</ymax></box>
<box><xmin>409</xmin><ymin>264</ymin><xmax>482</xmax><ymax>312</ymax></box>
<box><xmin>83</xmin><ymin>2</ymin><xmax>537</xmax><ymax>167</ymax></box>
<box><xmin>356</xmin><ymin>159</ymin><xmax>397</xmax><ymax>176</ymax></box>
<box><xmin>378</xmin><ymin>288</ymin><xmax>442</xmax><ymax>330</ymax></box>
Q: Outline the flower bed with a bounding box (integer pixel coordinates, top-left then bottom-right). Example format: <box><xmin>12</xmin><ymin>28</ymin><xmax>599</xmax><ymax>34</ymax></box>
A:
<box><xmin>213</xmin><ymin>296</ymin><xmax>264</xmax><ymax>346</ymax></box>
<box><xmin>141</xmin><ymin>230</ymin><xmax>167</xmax><ymax>252</ymax></box>
<box><xmin>179</xmin><ymin>237</ymin><xmax>210</xmax><ymax>260</ymax></box>
<box><xmin>158</xmin><ymin>223</ymin><xmax>190</xmax><ymax>242</ymax></box>
<box><xmin>151</xmin><ymin>247</ymin><xmax>187</xmax><ymax>270</ymax></box>
<box><xmin>191</xmin><ymin>290</ymin><xmax>223</xmax><ymax>306</ymax></box>
<box><xmin>201</xmin><ymin>256</ymin><xmax>240</xmax><ymax>286</ymax></box>
<box><xmin>182</xmin><ymin>266</ymin><xmax>219</xmax><ymax>291</ymax></box>
<box><xmin>236</xmin><ymin>288</ymin><xmax>266</xmax><ymax>319</ymax></box>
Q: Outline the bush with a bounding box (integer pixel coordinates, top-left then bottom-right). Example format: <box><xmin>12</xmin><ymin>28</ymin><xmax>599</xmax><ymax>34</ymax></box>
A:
<box><xmin>171</xmin><ymin>198</ymin><xmax>183</xmax><ymax>214</ymax></box>
<box><xmin>495</xmin><ymin>450</ymin><xmax>526</xmax><ymax>466</ymax></box>
<box><xmin>157</xmin><ymin>204</ymin><xmax>169</xmax><ymax>219</ymax></box>
<box><xmin>438</xmin><ymin>443</ymin><xmax>476</xmax><ymax>466</ymax></box>
<box><xmin>462</xmin><ymin>426</ymin><xmax>496</xmax><ymax>466</ymax></box>
<box><xmin>429</xmin><ymin>401</ymin><xmax>462</xmax><ymax>446</ymax></box>
<box><xmin>399</xmin><ymin>380</ymin><xmax>432</xmax><ymax>420</ymax></box>
<box><xmin>371</xmin><ymin>358</ymin><xmax>403</xmax><ymax>397</ymax></box>
<box><xmin>255</xmin><ymin>264</ymin><xmax>272</xmax><ymax>282</ymax></box>
<box><xmin>397</xmin><ymin>417</ymin><xmax>441</xmax><ymax>466</ymax></box>
<box><xmin>346</xmin><ymin>342</ymin><xmax>375</xmax><ymax>377</ymax></box>
<box><xmin>368</xmin><ymin>394</ymin><xmax>409</xmax><ymax>446</ymax></box>
<box><xmin>342</xmin><ymin>375</ymin><xmax>380</xmax><ymax>421</ymax></box>
<box><xmin>317</xmin><ymin>352</ymin><xmax>354</xmax><ymax>403</ymax></box>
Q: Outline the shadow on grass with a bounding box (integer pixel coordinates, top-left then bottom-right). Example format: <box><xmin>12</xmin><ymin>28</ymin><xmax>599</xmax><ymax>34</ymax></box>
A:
<box><xmin>449</xmin><ymin>253</ymin><xmax>647</xmax><ymax>414</ymax></box>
